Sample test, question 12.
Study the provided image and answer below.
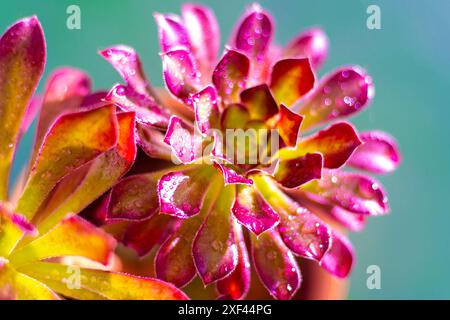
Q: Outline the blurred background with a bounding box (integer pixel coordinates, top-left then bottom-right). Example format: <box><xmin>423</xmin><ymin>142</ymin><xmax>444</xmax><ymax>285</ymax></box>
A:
<box><xmin>1</xmin><ymin>0</ymin><xmax>448</xmax><ymax>299</ymax></box>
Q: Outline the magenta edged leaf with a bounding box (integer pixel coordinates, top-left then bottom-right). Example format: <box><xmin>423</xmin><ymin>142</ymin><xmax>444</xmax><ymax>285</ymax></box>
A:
<box><xmin>154</xmin><ymin>13</ymin><xmax>192</xmax><ymax>53</ymax></box>
<box><xmin>232</xmin><ymin>184</ymin><xmax>279</xmax><ymax>236</ymax></box>
<box><xmin>348</xmin><ymin>130</ymin><xmax>401</xmax><ymax>174</ymax></box>
<box><xmin>319</xmin><ymin>231</ymin><xmax>354</xmax><ymax>278</ymax></box>
<box><xmin>182</xmin><ymin>3</ymin><xmax>220</xmax><ymax>79</ymax></box>
<box><xmin>162</xmin><ymin>49</ymin><xmax>201</xmax><ymax>106</ymax></box>
<box><xmin>283</xmin><ymin>27</ymin><xmax>329</xmax><ymax>69</ymax></box>
<box><xmin>274</xmin><ymin>152</ymin><xmax>323</xmax><ymax>189</ymax></box>
<box><xmin>164</xmin><ymin>116</ymin><xmax>203</xmax><ymax>163</ymax></box>
<box><xmin>240</xmin><ymin>84</ymin><xmax>278</xmax><ymax>121</ymax></box>
<box><xmin>0</xmin><ymin>16</ymin><xmax>46</xmax><ymax>199</ymax></box>
<box><xmin>193</xmin><ymin>85</ymin><xmax>220</xmax><ymax>135</ymax></box>
<box><xmin>213</xmin><ymin>161</ymin><xmax>253</xmax><ymax>185</ymax></box>
<box><xmin>216</xmin><ymin>221</ymin><xmax>251</xmax><ymax>300</ymax></box>
<box><xmin>193</xmin><ymin>185</ymin><xmax>238</xmax><ymax>285</ymax></box>
<box><xmin>251</xmin><ymin>230</ymin><xmax>301</xmax><ymax>300</ymax></box>
<box><xmin>213</xmin><ymin>49</ymin><xmax>250</xmax><ymax>103</ymax></box>
<box><xmin>271</xmin><ymin>103</ymin><xmax>303</xmax><ymax>147</ymax></box>
<box><xmin>298</xmin><ymin>66</ymin><xmax>375</xmax><ymax>130</ymax></box>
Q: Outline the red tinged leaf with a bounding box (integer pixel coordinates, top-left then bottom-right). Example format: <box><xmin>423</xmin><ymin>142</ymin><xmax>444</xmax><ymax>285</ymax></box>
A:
<box><xmin>213</xmin><ymin>50</ymin><xmax>250</xmax><ymax>103</ymax></box>
<box><xmin>162</xmin><ymin>49</ymin><xmax>201</xmax><ymax>106</ymax></box>
<box><xmin>270</xmin><ymin>104</ymin><xmax>303</xmax><ymax>147</ymax></box>
<box><xmin>158</xmin><ymin>165</ymin><xmax>217</xmax><ymax>218</ymax></box>
<box><xmin>182</xmin><ymin>4</ymin><xmax>220</xmax><ymax>80</ymax></box>
<box><xmin>348</xmin><ymin>130</ymin><xmax>401</xmax><ymax>174</ymax></box>
<box><xmin>99</xmin><ymin>45</ymin><xmax>155</xmax><ymax>96</ymax></box>
<box><xmin>216</xmin><ymin>221</ymin><xmax>251</xmax><ymax>300</ymax></box>
<box><xmin>136</xmin><ymin>124</ymin><xmax>172</xmax><ymax>161</ymax></box>
<box><xmin>269</xmin><ymin>58</ymin><xmax>315</xmax><ymax>107</ymax></box>
<box><xmin>303</xmin><ymin>170</ymin><xmax>389</xmax><ymax>216</ymax></box>
<box><xmin>0</xmin><ymin>17</ymin><xmax>46</xmax><ymax>200</ymax></box>
<box><xmin>15</xmin><ymin>105</ymin><xmax>118</xmax><ymax>220</ymax></box>
<box><xmin>232</xmin><ymin>184</ymin><xmax>279</xmax><ymax>235</ymax></box>
<box><xmin>154</xmin><ymin>13</ymin><xmax>192</xmax><ymax>53</ymax></box>
<box><xmin>251</xmin><ymin>230</ymin><xmax>301</xmax><ymax>300</ymax></box>
<box><xmin>298</xmin><ymin>66</ymin><xmax>374</xmax><ymax>130</ymax></box>
<box><xmin>193</xmin><ymin>185</ymin><xmax>238</xmax><ymax>285</ymax></box>
<box><xmin>239</xmin><ymin>84</ymin><xmax>278</xmax><ymax>121</ymax></box>
<box><xmin>233</xmin><ymin>3</ymin><xmax>273</xmax><ymax>61</ymax></box>
<box><xmin>283</xmin><ymin>27</ymin><xmax>328</xmax><ymax>69</ymax></box>
<box><xmin>273</xmin><ymin>153</ymin><xmax>323</xmax><ymax>189</ymax></box>
<box><xmin>319</xmin><ymin>232</ymin><xmax>354</xmax><ymax>278</ymax></box>
<box><xmin>278</xmin><ymin>122</ymin><xmax>362</xmax><ymax>169</ymax></box>
<box><xmin>213</xmin><ymin>161</ymin><xmax>253</xmax><ymax>185</ymax></box>
<box><xmin>18</xmin><ymin>261</ymin><xmax>189</xmax><ymax>300</ymax></box>
<box><xmin>193</xmin><ymin>86</ymin><xmax>220</xmax><ymax>135</ymax></box>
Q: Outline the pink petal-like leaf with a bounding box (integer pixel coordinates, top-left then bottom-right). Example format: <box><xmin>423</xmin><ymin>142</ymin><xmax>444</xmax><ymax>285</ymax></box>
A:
<box><xmin>216</xmin><ymin>221</ymin><xmax>251</xmax><ymax>300</ymax></box>
<box><xmin>348</xmin><ymin>130</ymin><xmax>401</xmax><ymax>174</ymax></box>
<box><xmin>136</xmin><ymin>124</ymin><xmax>172</xmax><ymax>160</ymax></box>
<box><xmin>154</xmin><ymin>13</ymin><xmax>192</xmax><ymax>53</ymax></box>
<box><xmin>123</xmin><ymin>214</ymin><xmax>180</xmax><ymax>257</ymax></box>
<box><xmin>284</xmin><ymin>27</ymin><xmax>328</xmax><ymax>69</ymax></box>
<box><xmin>158</xmin><ymin>165</ymin><xmax>216</xmax><ymax>218</ymax></box>
<box><xmin>164</xmin><ymin>116</ymin><xmax>203</xmax><ymax>163</ymax></box>
<box><xmin>233</xmin><ymin>3</ymin><xmax>273</xmax><ymax>61</ymax></box>
<box><xmin>251</xmin><ymin>230</ymin><xmax>301</xmax><ymax>300</ymax></box>
<box><xmin>232</xmin><ymin>184</ymin><xmax>279</xmax><ymax>235</ymax></box>
<box><xmin>162</xmin><ymin>49</ymin><xmax>201</xmax><ymax>106</ymax></box>
<box><xmin>298</xmin><ymin>66</ymin><xmax>375</xmax><ymax>130</ymax></box>
<box><xmin>193</xmin><ymin>85</ymin><xmax>220</xmax><ymax>135</ymax></box>
<box><xmin>304</xmin><ymin>170</ymin><xmax>389</xmax><ymax>216</ymax></box>
<box><xmin>182</xmin><ymin>4</ymin><xmax>220</xmax><ymax>80</ymax></box>
<box><xmin>193</xmin><ymin>185</ymin><xmax>238</xmax><ymax>285</ymax></box>
<box><xmin>274</xmin><ymin>153</ymin><xmax>323</xmax><ymax>189</ymax></box>
<box><xmin>240</xmin><ymin>84</ymin><xmax>278</xmax><ymax>121</ymax></box>
<box><xmin>0</xmin><ymin>17</ymin><xmax>46</xmax><ymax>199</ymax></box>
<box><xmin>319</xmin><ymin>231</ymin><xmax>354</xmax><ymax>278</ymax></box>
<box><xmin>213</xmin><ymin>49</ymin><xmax>250</xmax><ymax>103</ymax></box>
<box><xmin>213</xmin><ymin>161</ymin><xmax>253</xmax><ymax>185</ymax></box>
<box><xmin>269</xmin><ymin>58</ymin><xmax>315</xmax><ymax>107</ymax></box>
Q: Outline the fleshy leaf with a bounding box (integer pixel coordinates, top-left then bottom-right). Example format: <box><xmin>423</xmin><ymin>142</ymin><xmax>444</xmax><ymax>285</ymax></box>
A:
<box><xmin>193</xmin><ymin>185</ymin><xmax>238</xmax><ymax>285</ymax></box>
<box><xmin>162</xmin><ymin>49</ymin><xmax>200</xmax><ymax>106</ymax></box>
<box><xmin>136</xmin><ymin>124</ymin><xmax>172</xmax><ymax>160</ymax></box>
<box><xmin>216</xmin><ymin>221</ymin><xmax>251</xmax><ymax>300</ymax></box>
<box><xmin>251</xmin><ymin>230</ymin><xmax>301</xmax><ymax>300</ymax></box>
<box><xmin>0</xmin><ymin>262</ymin><xmax>59</xmax><ymax>300</ymax></box>
<box><xmin>10</xmin><ymin>216</ymin><xmax>116</xmax><ymax>267</ymax></box>
<box><xmin>319</xmin><ymin>232</ymin><xmax>354</xmax><ymax>278</ymax></box>
<box><xmin>277</xmin><ymin>122</ymin><xmax>362</xmax><ymax>169</ymax></box>
<box><xmin>32</xmin><ymin>67</ymin><xmax>91</xmax><ymax>164</ymax></box>
<box><xmin>99</xmin><ymin>45</ymin><xmax>154</xmax><ymax>96</ymax></box>
<box><xmin>233</xmin><ymin>3</ymin><xmax>273</xmax><ymax>61</ymax></box>
<box><xmin>154</xmin><ymin>13</ymin><xmax>192</xmax><ymax>53</ymax></box>
<box><xmin>274</xmin><ymin>153</ymin><xmax>323</xmax><ymax>189</ymax></box>
<box><xmin>232</xmin><ymin>184</ymin><xmax>279</xmax><ymax>235</ymax></box>
<box><xmin>269</xmin><ymin>58</ymin><xmax>315</xmax><ymax>107</ymax></box>
<box><xmin>298</xmin><ymin>66</ymin><xmax>374</xmax><ymax>130</ymax></box>
<box><xmin>283</xmin><ymin>27</ymin><xmax>328</xmax><ymax>69</ymax></box>
<box><xmin>213</xmin><ymin>161</ymin><xmax>253</xmax><ymax>185</ymax></box>
<box><xmin>220</xmin><ymin>103</ymin><xmax>250</xmax><ymax>130</ymax></box>
<box><xmin>270</xmin><ymin>103</ymin><xmax>303</xmax><ymax>147</ymax></box>
<box><xmin>0</xmin><ymin>17</ymin><xmax>46</xmax><ymax>200</ymax></box>
<box><xmin>213</xmin><ymin>49</ymin><xmax>249</xmax><ymax>103</ymax></box>
<box><xmin>19</xmin><ymin>261</ymin><xmax>189</xmax><ymax>300</ymax></box>
<box><xmin>107</xmin><ymin>172</ymin><xmax>160</xmax><ymax>221</ymax></box>
<box><xmin>182</xmin><ymin>4</ymin><xmax>219</xmax><ymax>80</ymax></box>
<box><xmin>158</xmin><ymin>165</ymin><xmax>216</xmax><ymax>218</ymax></box>
<box><xmin>303</xmin><ymin>170</ymin><xmax>389</xmax><ymax>216</ymax></box>
<box><xmin>164</xmin><ymin>116</ymin><xmax>203</xmax><ymax>163</ymax></box>
<box><xmin>105</xmin><ymin>84</ymin><xmax>169</xmax><ymax>128</ymax></box>
<box><xmin>240</xmin><ymin>84</ymin><xmax>278</xmax><ymax>121</ymax></box>
<box><xmin>34</xmin><ymin>112</ymin><xmax>136</xmax><ymax>234</ymax></box>
<box><xmin>0</xmin><ymin>203</ymin><xmax>37</xmax><ymax>257</ymax></box>
<box><xmin>123</xmin><ymin>214</ymin><xmax>180</xmax><ymax>257</ymax></box>
<box><xmin>254</xmin><ymin>175</ymin><xmax>331</xmax><ymax>260</ymax></box>
<box><xmin>193</xmin><ymin>85</ymin><xmax>220</xmax><ymax>134</ymax></box>
<box><xmin>348</xmin><ymin>130</ymin><xmax>401</xmax><ymax>174</ymax></box>
<box><xmin>16</xmin><ymin>105</ymin><xmax>118</xmax><ymax>220</ymax></box>
<box><xmin>156</xmin><ymin>176</ymin><xmax>222</xmax><ymax>287</ymax></box>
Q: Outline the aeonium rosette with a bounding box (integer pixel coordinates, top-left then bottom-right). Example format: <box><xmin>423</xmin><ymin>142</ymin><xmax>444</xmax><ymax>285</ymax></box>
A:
<box><xmin>0</xmin><ymin>16</ymin><xmax>188</xmax><ymax>300</ymax></box>
<box><xmin>98</xmin><ymin>3</ymin><xmax>401</xmax><ymax>299</ymax></box>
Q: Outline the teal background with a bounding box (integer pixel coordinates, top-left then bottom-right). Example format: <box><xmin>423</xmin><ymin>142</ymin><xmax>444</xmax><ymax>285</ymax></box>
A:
<box><xmin>1</xmin><ymin>0</ymin><xmax>448</xmax><ymax>299</ymax></box>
